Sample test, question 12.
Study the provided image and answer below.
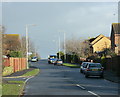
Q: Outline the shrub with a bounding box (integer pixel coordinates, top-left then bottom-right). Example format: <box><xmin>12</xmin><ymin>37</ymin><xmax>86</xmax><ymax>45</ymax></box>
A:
<box><xmin>2</xmin><ymin>66</ymin><xmax>13</xmax><ymax>76</ymax></box>
<box><xmin>9</xmin><ymin>51</ymin><xmax>22</xmax><ymax>57</ymax></box>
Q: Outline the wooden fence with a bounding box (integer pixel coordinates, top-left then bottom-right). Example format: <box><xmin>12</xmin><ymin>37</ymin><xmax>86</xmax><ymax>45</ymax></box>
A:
<box><xmin>105</xmin><ymin>56</ymin><xmax>120</xmax><ymax>75</ymax></box>
<box><xmin>3</xmin><ymin>57</ymin><xmax>27</xmax><ymax>72</ymax></box>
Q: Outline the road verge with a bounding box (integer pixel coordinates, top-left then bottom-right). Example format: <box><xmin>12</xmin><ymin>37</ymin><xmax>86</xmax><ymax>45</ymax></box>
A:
<box><xmin>2</xmin><ymin>68</ymin><xmax>40</xmax><ymax>96</ymax></box>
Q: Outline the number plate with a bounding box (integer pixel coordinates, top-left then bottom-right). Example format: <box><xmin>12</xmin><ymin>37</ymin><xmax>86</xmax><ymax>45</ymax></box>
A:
<box><xmin>92</xmin><ymin>69</ymin><xmax>98</xmax><ymax>71</ymax></box>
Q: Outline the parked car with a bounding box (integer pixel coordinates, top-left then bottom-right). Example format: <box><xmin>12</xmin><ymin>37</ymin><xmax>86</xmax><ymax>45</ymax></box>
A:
<box><xmin>54</xmin><ymin>59</ymin><xmax>63</xmax><ymax>65</ymax></box>
<box><xmin>80</xmin><ymin>62</ymin><xmax>90</xmax><ymax>73</ymax></box>
<box><xmin>31</xmin><ymin>57</ymin><xmax>38</xmax><ymax>62</ymax></box>
<box><xmin>84</xmin><ymin>63</ymin><xmax>104</xmax><ymax>78</ymax></box>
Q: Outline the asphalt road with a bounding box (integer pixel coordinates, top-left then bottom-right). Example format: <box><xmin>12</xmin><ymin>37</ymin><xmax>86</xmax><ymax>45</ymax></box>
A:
<box><xmin>23</xmin><ymin>59</ymin><xmax>119</xmax><ymax>96</ymax></box>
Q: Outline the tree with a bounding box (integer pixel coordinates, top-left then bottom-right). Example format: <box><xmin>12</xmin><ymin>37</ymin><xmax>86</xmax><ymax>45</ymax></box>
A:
<box><xmin>63</xmin><ymin>38</ymin><xmax>92</xmax><ymax>59</ymax></box>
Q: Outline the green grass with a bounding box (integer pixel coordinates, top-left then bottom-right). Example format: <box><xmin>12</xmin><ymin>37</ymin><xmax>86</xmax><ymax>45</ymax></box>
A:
<box><xmin>2</xmin><ymin>81</ymin><xmax>25</xmax><ymax>96</ymax></box>
<box><xmin>22</xmin><ymin>69</ymin><xmax>40</xmax><ymax>77</ymax></box>
<box><xmin>63</xmin><ymin>63</ymin><xmax>80</xmax><ymax>68</ymax></box>
<box><xmin>2</xmin><ymin>69</ymin><xmax>40</xmax><ymax>96</ymax></box>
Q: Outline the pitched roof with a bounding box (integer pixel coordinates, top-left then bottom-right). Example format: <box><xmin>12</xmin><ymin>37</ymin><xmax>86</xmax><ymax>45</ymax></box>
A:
<box><xmin>89</xmin><ymin>34</ymin><xmax>110</xmax><ymax>45</ymax></box>
<box><xmin>112</xmin><ymin>23</ymin><xmax>120</xmax><ymax>34</ymax></box>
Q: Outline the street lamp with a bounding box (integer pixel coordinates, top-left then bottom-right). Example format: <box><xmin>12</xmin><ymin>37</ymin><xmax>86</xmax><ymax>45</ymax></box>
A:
<box><xmin>64</xmin><ymin>32</ymin><xmax>66</xmax><ymax>62</ymax></box>
<box><xmin>58</xmin><ymin>33</ymin><xmax>61</xmax><ymax>59</ymax></box>
<box><xmin>26</xmin><ymin>24</ymin><xmax>36</xmax><ymax>69</ymax></box>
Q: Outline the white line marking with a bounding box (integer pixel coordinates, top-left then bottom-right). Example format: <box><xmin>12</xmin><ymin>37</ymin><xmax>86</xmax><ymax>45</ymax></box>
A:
<box><xmin>76</xmin><ymin>84</ymin><xmax>86</xmax><ymax>90</ymax></box>
<box><xmin>88</xmin><ymin>91</ymin><xmax>101</xmax><ymax>97</ymax></box>
<box><xmin>25</xmin><ymin>76</ymin><xmax>34</xmax><ymax>83</ymax></box>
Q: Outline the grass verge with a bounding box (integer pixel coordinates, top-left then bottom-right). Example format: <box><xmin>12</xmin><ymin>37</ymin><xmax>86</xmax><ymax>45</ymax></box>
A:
<box><xmin>2</xmin><ymin>81</ymin><xmax>24</xmax><ymax>96</ymax></box>
<box><xmin>22</xmin><ymin>68</ymin><xmax>40</xmax><ymax>77</ymax></box>
<box><xmin>2</xmin><ymin>69</ymin><xmax>40</xmax><ymax>96</ymax></box>
<box><xmin>63</xmin><ymin>63</ymin><xmax>80</xmax><ymax>68</ymax></box>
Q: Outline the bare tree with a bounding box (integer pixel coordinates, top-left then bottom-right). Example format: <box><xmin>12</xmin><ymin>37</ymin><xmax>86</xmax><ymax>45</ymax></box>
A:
<box><xmin>63</xmin><ymin>38</ymin><xmax>92</xmax><ymax>58</ymax></box>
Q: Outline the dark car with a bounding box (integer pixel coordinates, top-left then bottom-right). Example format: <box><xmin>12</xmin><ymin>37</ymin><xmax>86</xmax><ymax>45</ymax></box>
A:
<box><xmin>84</xmin><ymin>63</ymin><xmax>104</xmax><ymax>78</ymax></box>
<box><xmin>80</xmin><ymin>62</ymin><xmax>90</xmax><ymax>73</ymax></box>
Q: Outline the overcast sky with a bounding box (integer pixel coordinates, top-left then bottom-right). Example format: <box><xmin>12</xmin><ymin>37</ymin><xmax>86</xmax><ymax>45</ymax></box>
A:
<box><xmin>2</xmin><ymin>2</ymin><xmax>118</xmax><ymax>58</ymax></box>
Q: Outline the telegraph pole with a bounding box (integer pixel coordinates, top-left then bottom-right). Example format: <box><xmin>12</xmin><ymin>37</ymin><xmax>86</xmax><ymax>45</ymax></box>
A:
<box><xmin>58</xmin><ymin>34</ymin><xmax>61</xmax><ymax>59</ymax></box>
<box><xmin>26</xmin><ymin>25</ymin><xmax>29</xmax><ymax>69</ymax></box>
<box><xmin>64</xmin><ymin>32</ymin><xmax>66</xmax><ymax>62</ymax></box>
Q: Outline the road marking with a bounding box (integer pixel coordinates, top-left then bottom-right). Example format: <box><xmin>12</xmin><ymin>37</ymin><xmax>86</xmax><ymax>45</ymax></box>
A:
<box><xmin>76</xmin><ymin>84</ymin><xmax>86</xmax><ymax>90</ymax></box>
<box><xmin>25</xmin><ymin>76</ymin><xmax>34</xmax><ymax>83</ymax></box>
<box><xmin>88</xmin><ymin>91</ymin><xmax>101</xmax><ymax>97</ymax></box>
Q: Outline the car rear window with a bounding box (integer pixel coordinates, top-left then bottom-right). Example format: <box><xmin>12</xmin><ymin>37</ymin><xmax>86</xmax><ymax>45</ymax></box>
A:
<box><xmin>89</xmin><ymin>63</ymin><xmax>102</xmax><ymax>67</ymax></box>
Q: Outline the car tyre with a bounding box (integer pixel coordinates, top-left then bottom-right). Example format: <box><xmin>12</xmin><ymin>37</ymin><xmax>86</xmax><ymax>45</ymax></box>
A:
<box><xmin>100</xmin><ymin>74</ymin><xmax>104</xmax><ymax>78</ymax></box>
<box><xmin>85</xmin><ymin>74</ymin><xmax>89</xmax><ymax>78</ymax></box>
<box><xmin>80</xmin><ymin>70</ymin><xmax>83</xmax><ymax>73</ymax></box>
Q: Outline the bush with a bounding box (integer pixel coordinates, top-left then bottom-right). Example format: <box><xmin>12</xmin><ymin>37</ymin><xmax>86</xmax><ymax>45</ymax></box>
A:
<box><xmin>9</xmin><ymin>51</ymin><xmax>22</xmax><ymax>57</ymax></box>
<box><xmin>100</xmin><ymin>56</ymin><xmax>106</xmax><ymax>69</ymax></box>
<box><xmin>2</xmin><ymin>66</ymin><xmax>13</xmax><ymax>76</ymax></box>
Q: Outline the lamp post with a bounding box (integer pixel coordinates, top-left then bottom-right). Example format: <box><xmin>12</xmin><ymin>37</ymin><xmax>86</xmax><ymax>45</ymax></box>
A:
<box><xmin>58</xmin><ymin>33</ymin><xmax>61</xmax><ymax>59</ymax></box>
<box><xmin>64</xmin><ymin>32</ymin><xmax>66</xmax><ymax>62</ymax></box>
<box><xmin>26</xmin><ymin>24</ymin><xmax>36</xmax><ymax>69</ymax></box>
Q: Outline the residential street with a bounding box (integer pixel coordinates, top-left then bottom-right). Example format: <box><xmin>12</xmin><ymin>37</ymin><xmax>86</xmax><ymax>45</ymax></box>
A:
<box><xmin>23</xmin><ymin>59</ymin><xmax>118</xmax><ymax>96</ymax></box>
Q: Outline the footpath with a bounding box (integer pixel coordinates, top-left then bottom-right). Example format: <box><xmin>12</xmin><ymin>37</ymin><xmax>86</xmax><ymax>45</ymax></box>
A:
<box><xmin>3</xmin><ymin>68</ymin><xmax>35</xmax><ymax>77</ymax></box>
<box><xmin>104</xmin><ymin>70</ymin><xmax>120</xmax><ymax>83</ymax></box>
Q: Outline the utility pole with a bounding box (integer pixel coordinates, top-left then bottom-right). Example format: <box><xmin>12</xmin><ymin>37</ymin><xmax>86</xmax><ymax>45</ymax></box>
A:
<box><xmin>26</xmin><ymin>24</ymin><xmax>36</xmax><ymax>69</ymax></box>
<box><xmin>58</xmin><ymin>33</ymin><xmax>61</xmax><ymax>59</ymax></box>
<box><xmin>26</xmin><ymin>25</ymin><xmax>29</xmax><ymax>69</ymax></box>
<box><xmin>64</xmin><ymin>32</ymin><xmax>66</xmax><ymax>62</ymax></box>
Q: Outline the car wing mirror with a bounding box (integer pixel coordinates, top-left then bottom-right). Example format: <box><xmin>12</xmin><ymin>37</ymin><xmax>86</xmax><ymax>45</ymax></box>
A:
<box><xmin>102</xmin><ymin>67</ymin><xmax>104</xmax><ymax>69</ymax></box>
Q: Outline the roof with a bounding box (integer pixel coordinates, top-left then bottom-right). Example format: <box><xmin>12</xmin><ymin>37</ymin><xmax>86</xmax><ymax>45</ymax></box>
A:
<box><xmin>112</xmin><ymin>23</ymin><xmax>120</xmax><ymax>34</ymax></box>
<box><xmin>89</xmin><ymin>34</ymin><xmax>110</xmax><ymax>45</ymax></box>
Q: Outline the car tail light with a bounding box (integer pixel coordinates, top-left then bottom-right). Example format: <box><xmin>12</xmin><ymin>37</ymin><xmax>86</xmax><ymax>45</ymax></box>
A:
<box><xmin>86</xmin><ymin>69</ymin><xmax>91</xmax><ymax>71</ymax></box>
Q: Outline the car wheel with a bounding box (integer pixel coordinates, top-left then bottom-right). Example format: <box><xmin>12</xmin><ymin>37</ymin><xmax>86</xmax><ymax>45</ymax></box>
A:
<box><xmin>85</xmin><ymin>74</ymin><xmax>89</xmax><ymax>78</ymax></box>
<box><xmin>80</xmin><ymin>70</ymin><xmax>83</xmax><ymax>73</ymax></box>
<box><xmin>100</xmin><ymin>74</ymin><xmax>104</xmax><ymax>78</ymax></box>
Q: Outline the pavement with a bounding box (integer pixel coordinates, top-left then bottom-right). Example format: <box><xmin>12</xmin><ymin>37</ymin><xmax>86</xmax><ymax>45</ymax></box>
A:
<box><xmin>104</xmin><ymin>70</ymin><xmax>120</xmax><ymax>83</ymax></box>
<box><xmin>3</xmin><ymin>68</ymin><xmax>34</xmax><ymax>77</ymax></box>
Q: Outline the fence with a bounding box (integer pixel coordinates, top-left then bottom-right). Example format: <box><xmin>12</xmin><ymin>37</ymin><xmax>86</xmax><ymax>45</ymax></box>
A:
<box><xmin>3</xmin><ymin>57</ymin><xmax>27</xmax><ymax>72</ymax></box>
<box><xmin>105</xmin><ymin>56</ymin><xmax>120</xmax><ymax>75</ymax></box>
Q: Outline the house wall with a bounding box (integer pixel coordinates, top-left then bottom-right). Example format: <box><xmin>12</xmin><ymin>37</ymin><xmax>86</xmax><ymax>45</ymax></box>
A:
<box><xmin>92</xmin><ymin>37</ymin><xmax>111</xmax><ymax>52</ymax></box>
<box><xmin>115</xmin><ymin>34</ymin><xmax>120</xmax><ymax>55</ymax></box>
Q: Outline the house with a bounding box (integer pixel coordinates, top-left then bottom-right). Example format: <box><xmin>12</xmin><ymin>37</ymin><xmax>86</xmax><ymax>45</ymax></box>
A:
<box><xmin>89</xmin><ymin>34</ymin><xmax>111</xmax><ymax>53</ymax></box>
<box><xmin>110</xmin><ymin>23</ymin><xmax>120</xmax><ymax>55</ymax></box>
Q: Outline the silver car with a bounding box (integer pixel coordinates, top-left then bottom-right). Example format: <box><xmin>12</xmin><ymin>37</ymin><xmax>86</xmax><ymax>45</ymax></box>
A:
<box><xmin>54</xmin><ymin>59</ymin><xmax>63</xmax><ymax>65</ymax></box>
<box><xmin>84</xmin><ymin>63</ymin><xmax>104</xmax><ymax>78</ymax></box>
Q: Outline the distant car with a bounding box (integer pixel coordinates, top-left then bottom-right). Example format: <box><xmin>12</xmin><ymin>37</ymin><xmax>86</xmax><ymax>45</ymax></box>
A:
<box><xmin>48</xmin><ymin>58</ymin><xmax>58</xmax><ymax>64</ymax></box>
<box><xmin>54</xmin><ymin>59</ymin><xmax>63</xmax><ymax>65</ymax></box>
<box><xmin>48</xmin><ymin>55</ymin><xmax>57</xmax><ymax>64</ymax></box>
<box><xmin>80</xmin><ymin>62</ymin><xmax>90</xmax><ymax>73</ymax></box>
<box><xmin>84</xmin><ymin>63</ymin><xmax>104</xmax><ymax>78</ymax></box>
<box><xmin>31</xmin><ymin>57</ymin><xmax>38</xmax><ymax>62</ymax></box>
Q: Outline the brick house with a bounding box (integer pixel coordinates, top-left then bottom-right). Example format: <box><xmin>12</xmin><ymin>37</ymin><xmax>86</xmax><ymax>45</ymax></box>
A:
<box><xmin>89</xmin><ymin>34</ymin><xmax>111</xmax><ymax>53</ymax></box>
<box><xmin>110</xmin><ymin>23</ymin><xmax>120</xmax><ymax>55</ymax></box>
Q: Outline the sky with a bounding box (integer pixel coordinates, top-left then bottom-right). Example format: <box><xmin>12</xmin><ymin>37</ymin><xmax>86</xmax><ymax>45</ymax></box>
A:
<box><xmin>1</xmin><ymin>2</ymin><xmax>118</xmax><ymax>58</ymax></box>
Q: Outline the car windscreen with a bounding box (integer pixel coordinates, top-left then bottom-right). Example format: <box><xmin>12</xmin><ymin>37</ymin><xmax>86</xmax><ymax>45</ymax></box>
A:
<box><xmin>32</xmin><ymin>57</ymin><xmax>37</xmax><ymax>59</ymax></box>
<box><xmin>49</xmin><ymin>56</ymin><xmax>57</xmax><ymax>58</ymax></box>
<box><xmin>89</xmin><ymin>63</ymin><xmax>102</xmax><ymax>67</ymax></box>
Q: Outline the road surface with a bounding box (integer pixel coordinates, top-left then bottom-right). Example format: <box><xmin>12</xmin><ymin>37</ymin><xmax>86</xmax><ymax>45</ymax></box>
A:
<box><xmin>23</xmin><ymin>59</ymin><xmax>119</xmax><ymax>96</ymax></box>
